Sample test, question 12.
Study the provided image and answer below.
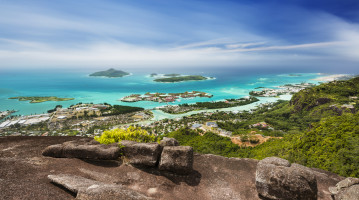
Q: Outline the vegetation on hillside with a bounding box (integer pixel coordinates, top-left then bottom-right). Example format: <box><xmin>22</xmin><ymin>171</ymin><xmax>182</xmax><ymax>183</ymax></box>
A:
<box><xmin>166</xmin><ymin>128</ymin><xmax>242</xmax><ymax>157</ymax></box>
<box><xmin>180</xmin><ymin>96</ymin><xmax>260</xmax><ymax>110</ymax></box>
<box><xmin>245</xmin><ymin>113</ymin><xmax>359</xmax><ymax>177</ymax></box>
<box><xmin>165</xmin><ymin>76</ymin><xmax>359</xmax><ymax>177</ymax></box>
<box><xmin>102</xmin><ymin>105</ymin><xmax>144</xmax><ymax>115</ymax></box>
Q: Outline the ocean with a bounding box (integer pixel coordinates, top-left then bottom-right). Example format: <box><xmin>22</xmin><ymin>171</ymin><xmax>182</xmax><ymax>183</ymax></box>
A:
<box><xmin>0</xmin><ymin>67</ymin><xmax>345</xmax><ymax>117</ymax></box>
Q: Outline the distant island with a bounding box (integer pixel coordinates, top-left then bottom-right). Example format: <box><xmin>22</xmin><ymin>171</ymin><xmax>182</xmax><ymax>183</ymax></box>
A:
<box><xmin>163</xmin><ymin>73</ymin><xmax>181</xmax><ymax>77</ymax></box>
<box><xmin>9</xmin><ymin>96</ymin><xmax>75</xmax><ymax>103</ymax></box>
<box><xmin>154</xmin><ymin>75</ymin><xmax>208</xmax><ymax>83</ymax></box>
<box><xmin>90</xmin><ymin>68</ymin><xmax>130</xmax><ymax>78</ymax></box>
<box><xmin>288</xmin><ymin>74</ymin><xmax>302</xmax><ymax>77</ymax></box>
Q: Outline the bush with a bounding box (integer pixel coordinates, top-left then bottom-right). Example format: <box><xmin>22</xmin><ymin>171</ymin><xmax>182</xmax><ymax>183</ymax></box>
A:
<box><xmin>94</xmin><ymin>126</ymin><xmax>158</xmax><ymax>144</ymax></box>
<box><xmin>249</xmin><ymin>136</ymin><xmax>259</xmax><ymax>144</ymax></box>
<box><xmin>240</xmin><ymin>135</ymin><xmax>249</xmax><ymax>142</ymax></box>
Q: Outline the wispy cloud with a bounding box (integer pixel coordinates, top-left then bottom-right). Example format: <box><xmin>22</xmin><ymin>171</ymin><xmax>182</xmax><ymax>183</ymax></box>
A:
<box><xmin>0</xmin><ymin>0</ymin><xmax>358</xmax><ymax>71</ymax></box>
<box><xmin>224</xmin><ymin>41</ymin><xmax>344</xmax><ymax>53</ymax></box>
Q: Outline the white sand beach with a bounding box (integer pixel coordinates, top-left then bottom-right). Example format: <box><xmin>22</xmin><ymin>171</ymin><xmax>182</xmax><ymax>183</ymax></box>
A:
<box><xmin>312</xmin><ymin>74</ymin><xmax>349</xmax><ymax>82</ymax></box>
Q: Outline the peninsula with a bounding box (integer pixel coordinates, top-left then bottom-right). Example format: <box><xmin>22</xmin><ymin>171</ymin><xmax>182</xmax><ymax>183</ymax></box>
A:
<box><xmin>9</xmin><ymin>96</ymin><xmax>75</xmax><ymax>103</ymax></box>
<box><xmin>89</xmin><ymin>68</ymin><xmax>130</xmax><ymax>78</ymax></box>
<box><xmin>159</xmin><ymin>96</ymin><xmax>259</xmax><ymax>114</ymax></box>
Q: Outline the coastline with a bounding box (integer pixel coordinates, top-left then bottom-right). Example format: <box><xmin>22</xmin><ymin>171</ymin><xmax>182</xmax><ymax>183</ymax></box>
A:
<box><xmin>0</xmin><ymin>72</ymin><xmax>347</xmax><ymax>117</ymax></box>
<box><xmin>145</xmin><ymin>94</ymin><xmax>292</xmax><ymax>123</ymax></box>
<box><xmin>146</xmin><ymin>72</ymin><xmax>350</xmax><ymax>121</ymax></box>
<box><xmin>311</xmin><ymin>74</ymin><xmax>350</xmax><ymax>82</ymax></box>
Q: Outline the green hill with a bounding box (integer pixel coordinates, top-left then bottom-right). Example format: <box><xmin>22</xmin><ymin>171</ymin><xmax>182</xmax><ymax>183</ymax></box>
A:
<box><xmin>165</xmin><ymin>76</ymin><xmax>359</xmax><ymax>177</ymax></box>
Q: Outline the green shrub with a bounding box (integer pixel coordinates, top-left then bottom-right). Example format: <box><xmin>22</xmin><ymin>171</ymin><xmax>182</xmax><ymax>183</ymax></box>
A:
<box><xmin>249</xmin><ymin>136</ymin><xmax>259</xmax><ymax>144</ymax></box>
<box><xmin>241</xmin><ymin>135</ymin><xmax>249</xmax><ymax>142</ymax></box>
<box><xmin>94</xmin><ymin>126</ymin><xmax>158</xmax><ymax>144</ymax></box>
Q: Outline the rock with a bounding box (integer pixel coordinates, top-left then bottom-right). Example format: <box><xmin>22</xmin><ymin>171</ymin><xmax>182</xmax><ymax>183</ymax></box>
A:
<box><xmin>121</xmin><ymin>141</ymin><xmax>161</xmax><ymax>167</ymax></box>
<box><xmin>335</xmin><ymin>185</ymin><xmax>359</xmax><ymax>200</ymax></box>
<box><xmin>119</xmin><ymin>140</ymin><xmax>137</xmax><ymax>147</ymax></box>
<box><xmin>160</xmin><ymin>137</ymin><xmax>179</xmax><ymax>147</ymax></box>
<box><xmin>48</xmin><ymin>174</ymin><xmax>101</xmax><ymax>193</ymax></box>
<box><xmin>62</xmin><ymin>143</ymin><xmax>121</xmax><ymax>160</ymax></box>
<box><xmin>42</xmin><ymin>139</ymin><xmax>121</xmax><ymax>160</ymax></box>
<box><xmin>77</xmin><ymin>184</ymin><xmax>154</xmax><ymax>200</ymax></box>
<box><xmin>259</xmin><ymin>156</ymin><xmax>291</xmax><ymax>167</ymax></box>
<box><xmin>42</xmin><ymin>144</ymin><xmax>63</xmax><ymax>157</ymax></box>
<box><xmin>255</xmin><ymin>157</ymin><xmax>317</xmax><ymax>200</ymax></box>
<box><xmin>48</xmin><ymin>174</ymin><xmax>153</xmax><ymax>200</ymax></box>
<box><xmin>159</xmin><ymin>146</ymin><xmax>193</xmax><ymax>175</ymax></box>
<box><xmin>316</xmin><ymin>97</ymin><xmax>332</xmax><ymax>106</ymax></box>
<box><xmin>329</xmin><ymin>177</ymin><xmax>359</xmax><ymax>200</ymax></box>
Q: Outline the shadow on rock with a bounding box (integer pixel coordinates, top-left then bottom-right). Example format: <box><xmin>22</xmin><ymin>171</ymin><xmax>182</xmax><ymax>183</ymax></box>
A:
<box><xmin>50</xmin><ymin>182</ymin><xmax>77</xmax><ymax>198</ymax></box>
<box><xmin>81</xmin><ymin>159</ymin><xmax>121</xmax><ymax>168</ymax></box>
<box><xmin>131</xmin><ymin>165</ymin><xmax>202</xmax><ymax>186</ymax></box>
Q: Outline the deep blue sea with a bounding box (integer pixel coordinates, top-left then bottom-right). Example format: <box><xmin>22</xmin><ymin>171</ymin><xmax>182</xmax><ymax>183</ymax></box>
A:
<box><xmin>0</xmin><ymin>67</ymin><xmax>349</xmax><ymax>116</ymax></box>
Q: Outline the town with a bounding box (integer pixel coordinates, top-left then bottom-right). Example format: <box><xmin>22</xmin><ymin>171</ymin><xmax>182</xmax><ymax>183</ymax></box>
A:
<box><xmin>249</xmin><ymin>82</ymin><xmax>316</xmax><ymax>97</ymax></box>
<box><xmin>0</xmin><ymin>100</ymin><xmax>281</xmax><ymax>148</ymax></box>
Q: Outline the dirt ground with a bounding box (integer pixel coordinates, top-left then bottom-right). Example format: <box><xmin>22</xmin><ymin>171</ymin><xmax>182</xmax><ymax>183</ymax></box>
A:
<box><xmin>0</xmin><ymin>136</ymin><xmax>344</xmax><ymax>200</ymax></box>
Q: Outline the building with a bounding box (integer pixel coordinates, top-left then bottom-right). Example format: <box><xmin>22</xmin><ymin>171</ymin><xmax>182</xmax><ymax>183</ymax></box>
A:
<box><xmin>206</xmin><ymin>122</ymin><xmax>218</xmax><ymax>128</ymax></box>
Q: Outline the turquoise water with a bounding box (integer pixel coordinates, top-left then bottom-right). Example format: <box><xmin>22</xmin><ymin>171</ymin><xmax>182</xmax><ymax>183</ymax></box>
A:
<box><xmin>0</xmin><ymin>67</ymin><xmax>328</xmax><ymax>116</ymax></box>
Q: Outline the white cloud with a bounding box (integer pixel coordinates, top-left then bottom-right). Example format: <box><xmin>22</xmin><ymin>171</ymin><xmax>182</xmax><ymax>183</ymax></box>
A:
<box><xmin>0</xmin><ymin>38</ymin><xmax>348</xmax><ymax>69</ymax></box>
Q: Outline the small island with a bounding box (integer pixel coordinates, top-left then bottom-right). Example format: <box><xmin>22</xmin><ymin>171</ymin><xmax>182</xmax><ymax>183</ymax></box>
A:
<box><xmin>90</xmin><ymin>68</ymin><xmax>130</xmax><ymax>78</ymax></box>
<box><xmin>154</xmin><ymin>75</ymin><xmax>208</xmax><ymax>83</ymax></box>
<box><xmin>9</xmin><ymin>96</ymin><xmax>75</xmax><ymax>103</ymax></box>
<box><xmin>120</xmin><ymin>91</ymin><xmax>213</xmax><ymax>103</ymax></box>
<box><xmin>163</xmin><ymin>73</ymin><xmax>181</xmax><ymax>77</ymax></box>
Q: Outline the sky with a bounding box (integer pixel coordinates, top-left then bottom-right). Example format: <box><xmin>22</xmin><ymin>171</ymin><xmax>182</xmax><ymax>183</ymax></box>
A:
<box><xmin>0</xmin><ymin>0</ymin><xmax>359</xmax><ymax>71</ymax></box>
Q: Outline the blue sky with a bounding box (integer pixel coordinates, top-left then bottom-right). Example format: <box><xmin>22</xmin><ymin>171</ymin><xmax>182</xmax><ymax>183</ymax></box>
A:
<box><xmin>0</xmin><ymin>0</ymin><xmax>359</xmax><ymax>70</ymax></box>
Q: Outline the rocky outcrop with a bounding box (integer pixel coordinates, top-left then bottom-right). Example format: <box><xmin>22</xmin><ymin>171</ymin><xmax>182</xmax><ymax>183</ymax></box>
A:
<box><xmin>121</xmin><ymin>140</ymin><xmax>161</xmax><ymax>167</ymax></box>
<box><xmin>255</xmin><ymin>157</ymin><xmax>317</xmax><ymax>200</ymax></box>
<box><xmin>42</xmin><ymin>139</ymin><xmax>120</xmax><ymax>160</ymax></box>
<box><xmin>48</xmin><ymin>174</ymin><xmax>153</xmax><ymax>200</ymax></box>
<box><xmin>159</xmin><ymin>146</ymin><xmax>193</xmax><ymax>175</ymax></box>
<box><xmin>43</xmin><ymin>138</ymin><xmax>194</xmax><ymax>174</ymax></box>
<box><xmin>0</xmin><ymin>136</ymin><xmax>346</xmax><ymax>200</ymax></box>
<box><xmin>329</xmin><ymin>177</ymin><xmax>359</xmax><ymax>200</ymax></box>
<box><xmin>159</xmin><ymin>137</ymin><xmax>179</xmax><ymax>147</ymax></box>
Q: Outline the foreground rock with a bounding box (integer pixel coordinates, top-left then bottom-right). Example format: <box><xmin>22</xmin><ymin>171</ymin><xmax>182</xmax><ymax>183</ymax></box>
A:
<box><xmin>159</xmin><ymin>137</ymin><xmax>179</xmax><ymax>147</ymax></box>
<box><xmin>255</xmin><ymin>157</ymin><xmax>317</xmax><ymax>200</ymax></box>
<box><xmin>48</xmin><ymin>174</ymin><xmax>102</xmax><ymax>193</ymax></box>
<box><xmin>121</xmin><ymin>140</ymin><xmax>161</xmax><ymax>167</ymax></box>
<box><xmin>329</xmin><ymin>177</ymin><xmax>359</xmax><ymax>200</ymax></box>
<box><xmin>43</xmin><ymin>138</ymin><xmax>120</xmax><ymax>160</ymax></box>
<box><xmin>0</xmin><ymin>136</ymin><xmax>344</xmax><ymax>200</ymax></box>
<box><xmin>159</xmin><ymin>146</ymin><xmax>193</xmax><ymax>175</ymax></box>
<box><xmin>48</xmin><ymin>174</ymin><xmax>153</xmax><ymax>200</ymax></box>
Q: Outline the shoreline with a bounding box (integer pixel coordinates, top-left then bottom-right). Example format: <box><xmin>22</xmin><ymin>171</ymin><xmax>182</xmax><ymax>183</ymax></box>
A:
<box><xmin>311</xmin><ymin>74</ymin><xmax>350</xmax><ymax>82</ymax></box>
<box><xmin>1</xmin><ymin>72</ymin><xmax>346</xmax><ymax>117</ymax></box>
<box><xmin>139</xmin><ymin>94</ymin><xmax>292</xmax><ymax>123</ymax></box>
